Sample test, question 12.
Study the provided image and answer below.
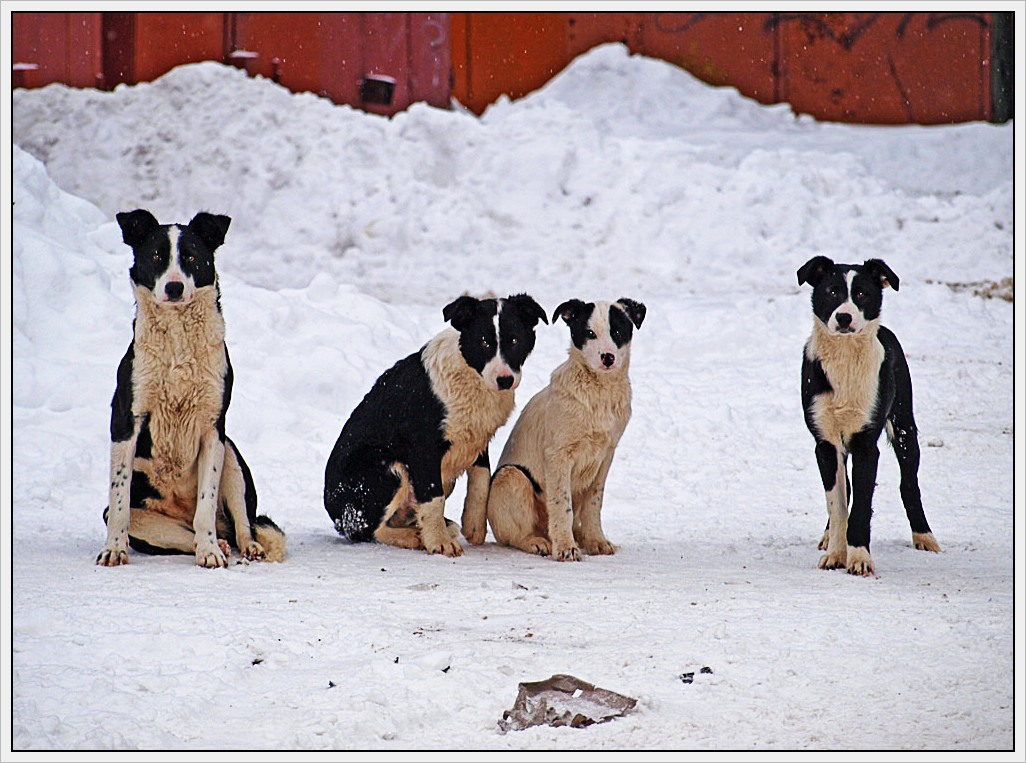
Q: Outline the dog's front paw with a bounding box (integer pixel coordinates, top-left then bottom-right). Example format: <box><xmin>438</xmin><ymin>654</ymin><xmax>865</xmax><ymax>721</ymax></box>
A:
<box><xmin>195</xmin><ymin>542</ymin><xmax>229</xmax><ymax>569</ymax></box>
<box><xmin>462</xmin><ymin>522</ymin><xmax>486</xmax><ymax>545</ymax></box>
<box><xmin>553</xmin><ymin>544</ymin><xmax>582</xmax><ymax>562</ymax></box>
<box><xmin>818</xmin><ymin>546</ymin><xmax>847</xmax><ymax>570</ymax></box>
<box><xmin>582</xmin><ymin>538</ymin><xmax>617</xmax><ymax>555</ymax></box>
<box><xmin>96</xmin><ymin>545</ymin><xmax>129</xmax><ymax>567</ymax></box>
<box><xmin>845</xmin><ymin>546</ymin><xmax>875</xmax><ymax>577</ymax></box>
<box><xmin>425</xmin><ymin>537</ymin><xmax>464</xmax><ymax>558</ymax></box>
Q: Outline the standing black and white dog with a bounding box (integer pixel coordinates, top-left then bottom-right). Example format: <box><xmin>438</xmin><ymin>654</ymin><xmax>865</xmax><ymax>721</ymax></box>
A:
<box><xmin>324</xmin><ymin>293</ymin><xmax>547</xmax><ymax>557</ymax></box>
<box><xmin>96</xmin><ymin>209</ymin><xmax>286</xmax><ymax>568</ymax></box>
<box><xmin>797</xmin><ymin>256</ymin><xmax>939</xmax><ymax>576</ymax></box>
<box><xmin>479</xmin><ymin>298</ymin><xmax>645</xmax><ymax>561</ymax></box>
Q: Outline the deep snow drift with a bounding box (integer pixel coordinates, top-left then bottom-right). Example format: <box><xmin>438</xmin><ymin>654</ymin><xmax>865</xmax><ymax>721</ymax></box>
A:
<box><xmin>7</xmin><ymin>44</ymin><xmax>1018</xmax><ymax>751</ymax></box>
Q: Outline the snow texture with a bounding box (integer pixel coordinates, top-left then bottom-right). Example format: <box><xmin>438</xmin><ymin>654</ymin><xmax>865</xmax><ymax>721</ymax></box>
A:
<box><xmin>6</xmin><ymin>43</ymin><xmax>1020</xmax><ymax>752</ymax></box>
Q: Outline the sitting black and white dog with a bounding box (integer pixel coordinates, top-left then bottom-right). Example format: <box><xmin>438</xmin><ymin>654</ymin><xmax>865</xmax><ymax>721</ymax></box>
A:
<box><xmin>324</xmin><ymin>294</ymin><xmax>547</xmax><ymax>557</ymax></box>
<box><xmin>797</xmin><ymin>256</ymin><xmax>939</xmax><ymax>576</ymax></box>
<box><xmin>96</xmin><ymin>209</ymin><xmax>286</xmax><ymax>568</ymax></box>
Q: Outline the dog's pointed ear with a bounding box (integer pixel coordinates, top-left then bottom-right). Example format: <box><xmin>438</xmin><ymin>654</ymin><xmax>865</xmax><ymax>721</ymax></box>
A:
<box><xmin>116</xmin><ymin>209</ymin><xmax>161</xmax><ymax>248</ymax></box>
<box><xmin>505</xmin><ymin>293</ymin><xmax>548</xmax><ymax>326</ymax></box>
<box><xmin>616</xmin><ymin>297</ymin><xmax>646</xmax><ymax>329</ymax></box>
<box><xmin>188</xmin><ymin>212</ymin><xmax>231</xmax><ymax>252</ymax></box>
<box><xmin>797</xmin><ymin>256</ymin><xmax>835</xmax><ymax>287</ymax></box>
<box><xmin>863</xmin><ymin>259</ymin><xmax>899</xmax><ymax>292</ymax></box>
<box><xmin>553</xmin><ymin>299</ymin><xmax>588</xmax><ymax>326</ymax></box>
<box><xmin>443</xmin><ymin>295</ymin><xmax>480</xmax><ymax>331</ymax></box>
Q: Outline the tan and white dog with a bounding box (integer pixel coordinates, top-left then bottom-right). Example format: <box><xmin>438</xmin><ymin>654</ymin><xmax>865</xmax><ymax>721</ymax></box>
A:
<box><xmin>474</xmin><ymin>298</ymin><xmax>645</xmax><ymax>561</ymax></box>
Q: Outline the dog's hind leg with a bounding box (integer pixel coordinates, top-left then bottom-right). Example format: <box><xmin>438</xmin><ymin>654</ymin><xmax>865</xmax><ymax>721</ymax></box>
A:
<box><xmin>886</xmin><ymin>352</ymin><xmax>939</xmax><ymax>552</ymax></box>
<box><xmin>815</xmin><ymin>440</ymin><xmax>849</xmax><ymax>570</ymax></box>
<box><xmin>128</xmin><ymin>510</ymin><xmax>197</xmax><ymax>554</ymax></box>
<box><xmin>488</xmin><ymin>466</ymin><xmax>551</xmax><ymax>556</ymax></box>
<box><xmin>219</xmin><ymin>439</ymin><xmax>284</xmax><ymax>561</ymax></box>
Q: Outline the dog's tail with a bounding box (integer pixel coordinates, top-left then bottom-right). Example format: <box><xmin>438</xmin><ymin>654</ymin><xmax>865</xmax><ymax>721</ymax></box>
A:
<box><xmin>253</xmin><ymin>515</ymin><xmax>287</xmax><ymax>562</ymax></box>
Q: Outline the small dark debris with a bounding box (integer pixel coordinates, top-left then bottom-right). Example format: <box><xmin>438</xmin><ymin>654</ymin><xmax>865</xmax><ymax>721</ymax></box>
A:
<box><xmin>251</xmin><ymin>657</ymin><xmax>264</xmax><ymax>666</ymax></box>
<box><xmin>328</xmin><ymin>680</ymin><xmax>336</xmax><ymax>689</ymax></box>
<box><xmin>681</xmin><ymin>666</ymin><xmax>713</xmax><ymax>684</ymax></box>
<box><xmin>394</xmin><ymin>657</ymin><xmax>400</xmax><ymax>664</ymax></box>
<box><xmin>442</xmin><ymin>665</ymin><xmax>451</xmax><ymax>673</ymax></box>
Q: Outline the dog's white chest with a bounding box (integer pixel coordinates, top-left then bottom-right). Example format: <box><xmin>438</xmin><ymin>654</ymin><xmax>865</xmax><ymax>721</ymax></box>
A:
<box><xmin>131</xmin><ymin>290</ymin><xmax>228</xmax><ymax>483</ymax></box>
<box><xmin>808</xmin><ymin>326</ymin><xmax>885</xmax><ymax>447</ymax></box>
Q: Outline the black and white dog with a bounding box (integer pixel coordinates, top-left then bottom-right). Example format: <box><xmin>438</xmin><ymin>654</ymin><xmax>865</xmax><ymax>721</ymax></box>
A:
<box><xmin>797</xmin><ymin>256</ymin><xmax>939</xmax><ymax>576</ymax></box>
<box><xmin>481</xmin><ymin>298</ymin><xmax>645</xmax><ymax>561</ymax></box>
<box><xmin>324</xmin><ymin>294</ymin><xmax>547</xmax><ymax>557</ymax></box>
<box><xmin>96</xmin><ymin>209</ymin><xmax>286</xmax><ymax>568</ymax></box>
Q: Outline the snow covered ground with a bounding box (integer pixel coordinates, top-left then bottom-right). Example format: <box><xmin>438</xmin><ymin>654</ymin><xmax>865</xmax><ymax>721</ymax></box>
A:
<box><xmin>6</xmin><ymin>44</ymin><xmax>1020</xmax><ymax>752</ymax></box>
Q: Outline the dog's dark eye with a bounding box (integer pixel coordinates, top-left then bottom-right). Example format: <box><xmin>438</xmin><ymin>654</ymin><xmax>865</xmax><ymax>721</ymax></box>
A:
<box><xmin>184</xmin><ymin>254</ymin><xmax>195</xmax><ymax>264</ymax></box>
<box><xmin>586</xmin><ymin>329</ymin><xmax>597</xmax><ymax>340</ymax></box>
<box><xmin>510</xmin><ymin>337</ymin><xmax>518</xmax><ymax>346</ymax></box>
<box><xmin>151</xmin><ymin>254</ymin><xmax>161</xmax><ymax>263</ymax></box>
<box><xmin>481</xmin><ymin>339</ymin><xmax>492</xmax><ymax>350</ymax></box>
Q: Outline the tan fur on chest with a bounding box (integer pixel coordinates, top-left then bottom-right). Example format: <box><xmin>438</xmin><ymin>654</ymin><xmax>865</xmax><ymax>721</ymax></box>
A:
<box><xmin>131</xmin><ymin>285</ymin><xmax>227</xmax><ymax>488</ymax></box>
<box><xmin>501</xmin><ymin>357</ymin><xmax>631</xmax><ymax>489</ymax></box>
<box><xmin>807</xmin><ymin>319</ymin><xmax>884</xmax><ymax>447</ymax></box>
<box><xmin>424</xmin><ymin>331</ymin><xmax>515</xmax><ymax>491</ymax></box>
<box><xmin>552</xmin><ymin>359</ymin><xmax>631</xmax><ymax>468</ymax></box>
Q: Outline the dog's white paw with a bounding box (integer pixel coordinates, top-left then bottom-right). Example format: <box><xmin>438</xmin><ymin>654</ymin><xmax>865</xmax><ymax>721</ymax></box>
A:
<box><xmin>845</xmin><ymin>546</ymin><xmax>875</xmax><ymax>577</ymax></box>
<box><xmin>818</xmin><ymin>547</ymin><xmax>847</xmax><ymax>570</ymax></box>
<box><xmin>195</xmin><ymin>542</ymin><xmax>228</xmax><ymax>569</ymax></box>
<box><xmin>553</xmin><ymin>544</ymin><xmax>582</xmax><ymax>562</ymax></box>
<box><xmin>96</xmin><ymin>545</ymin><xmax>129</xmax><ymax>567</ymax></box>
<box><xmin>581</xmin><ymin>537</ymin><xmax>617</xmax><ymax>555</ymax></box>
<box><xmin>425</xmin><ymin>537</ymin><xmax>464</xmax><ymax>558</ymax></box>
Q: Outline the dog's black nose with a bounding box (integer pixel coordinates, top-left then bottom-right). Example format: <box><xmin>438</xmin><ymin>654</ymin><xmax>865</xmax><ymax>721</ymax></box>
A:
<box><xmin>601</xmin><ymin>353</ymin><xmax>615</xmax><ymax>368</ymax></box>
<box><xmin>165</xmin><ymin>281</ymin><xmax>185</xmax><ymax>301</ymax></box>
<box><xmin>497</xmin><ymin>375</ymin><xmax>515</xmax><ymax>390</ymax></box>
<box><xmin>835</xmin><ymin>312</ymin><xmax>852</xmax><ymax>328</ymax></box>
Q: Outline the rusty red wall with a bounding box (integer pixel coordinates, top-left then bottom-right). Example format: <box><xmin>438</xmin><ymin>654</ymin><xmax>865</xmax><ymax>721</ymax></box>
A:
<box><xmin>13</xmin><ymin>11</ymin><xmax>449</xmax><ymax>117</ymax></box>
<box><xmin>12</xmin><ymin>11</ymin><xmax>102</xmax><ymax>89</ymax></box>
<box><xmin>13</xmin><ymin>11</ymin><xmax>998</xmax><ymax>124</ymax></box>
<box><xmin>450</xmin><ymin>11</ymin><xmax>995</xmax><ymax>124</ymax></box>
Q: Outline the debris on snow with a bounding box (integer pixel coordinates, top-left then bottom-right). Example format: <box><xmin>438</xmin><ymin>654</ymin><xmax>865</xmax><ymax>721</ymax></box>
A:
<box><xmin>499</xmin><ymin>674</ymin><xmax>637</xmax><ymax>732</ymax></box>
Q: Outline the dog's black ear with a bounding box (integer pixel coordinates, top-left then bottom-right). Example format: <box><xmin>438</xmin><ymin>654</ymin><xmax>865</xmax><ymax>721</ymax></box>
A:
<box><xmin>505</xmin><ymin>293</ymin><xmax>548</xmax><ymax>326</ymax></box>
<box><xmin>797</xmin><ymin>256</ymin><xmax>835</xmax><ymax>287</ymax></box>
<box><xmin>553</xmin><ymin>299</ymin><xmax>588</xmax><ymax>326</ymax></box>
<box><xmin>443</xmin><ymin>295</ymin><xmax>480</xmax><ymax>331</ymax></box>
<box><xmin>616</xmin><ymin>297</ymin><xmax>646</xmax><ymax>329</ymax></box>
<box><xmin>116</xmin><ymin>209</ymin><xmax>161</xmax><ymax>248</ymax></box>
<box><xmin>863</xmin><ymin>259</ymin><xmax>900</xmax><ymax>292</ymax></box>
<box><xmin>188</xmin><ymin>213</ymin><xmax>231</xmax><ymax>252</ymax></box>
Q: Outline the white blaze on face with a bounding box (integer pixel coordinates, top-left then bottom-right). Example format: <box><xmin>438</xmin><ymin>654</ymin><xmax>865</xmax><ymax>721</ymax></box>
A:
<box><xmin>154</xmin><ymin>226</ymin><xmax>197</xmax><ymax>305</ymax></box>
<box><xmin>580</xmin><ymin>302</ymin><xmax>626</xmax><ymax>372</ymax></box>
<box><xmin>481</xmin><ymin>306</ymin><xmax>519</xmax><ymax>391</ymax></box>
<box><xmin>828</xmin><ymin>270</ymin><xmax>865</xmax><ymax>334</ymax></box>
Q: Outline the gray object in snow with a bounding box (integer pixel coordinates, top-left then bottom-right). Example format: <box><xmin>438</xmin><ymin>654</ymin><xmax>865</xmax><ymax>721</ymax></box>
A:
<box><xmin>499</xmin><ymin>674</ymin><xmax>637</xmax><ymax>732</ymax></box>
